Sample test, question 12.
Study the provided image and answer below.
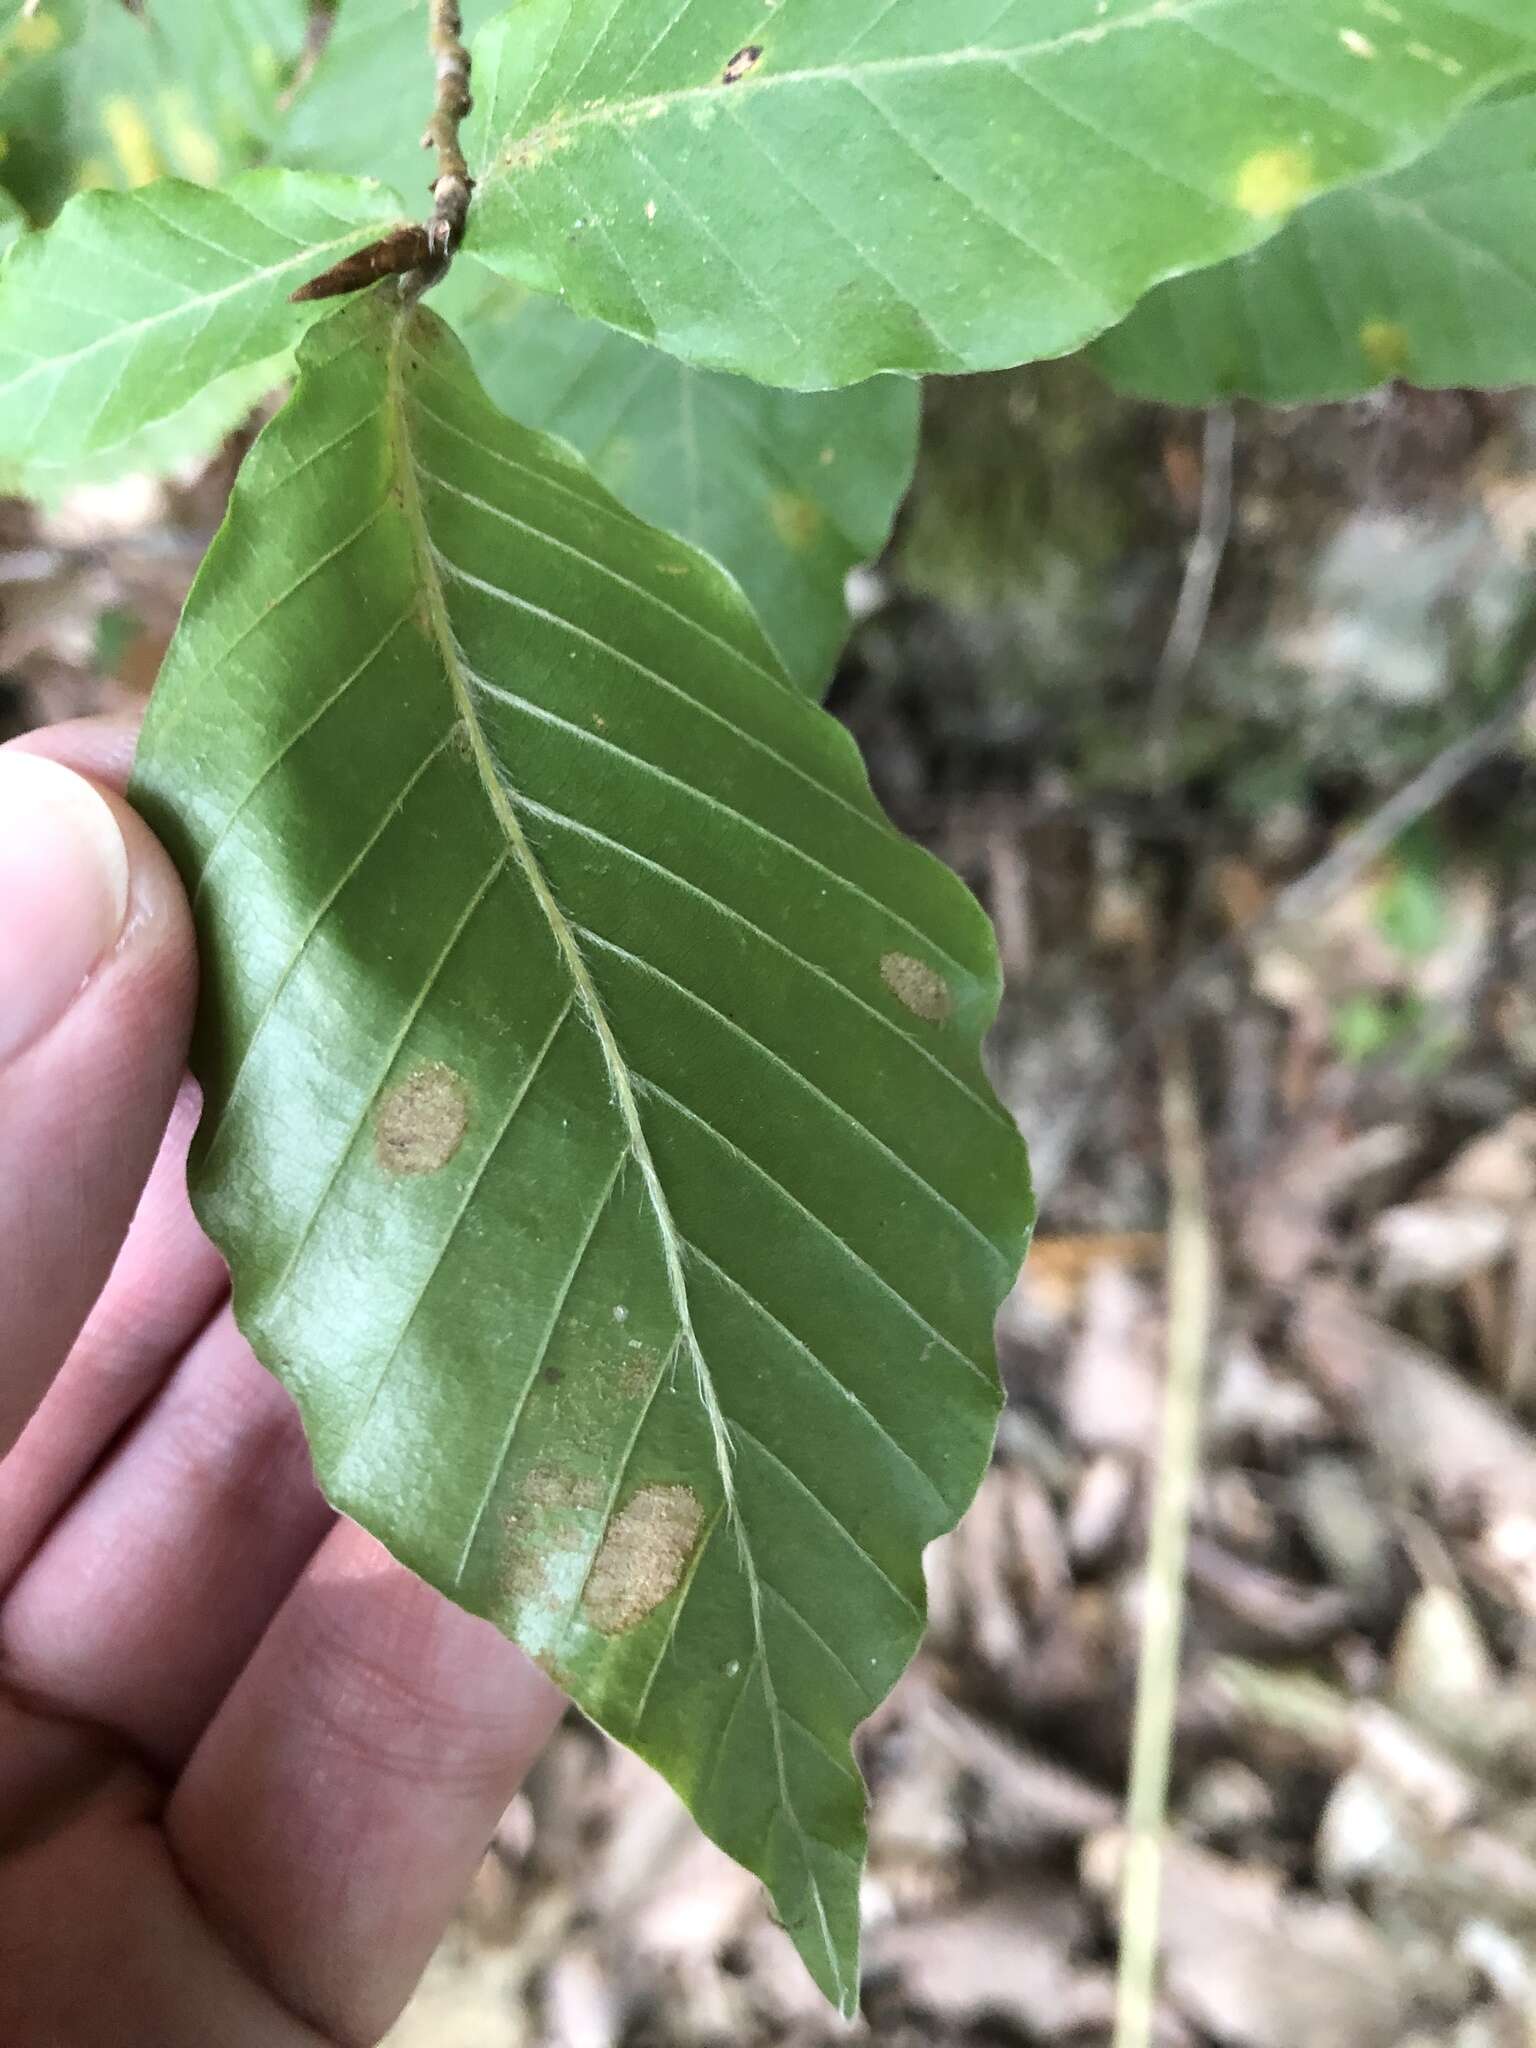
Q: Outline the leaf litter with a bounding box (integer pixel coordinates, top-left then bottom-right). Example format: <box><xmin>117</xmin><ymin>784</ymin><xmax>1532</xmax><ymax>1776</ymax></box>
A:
<box><xmin>12</xmin><ymin>351</ymin><xmax>1536</xmax><ymax>2048</ymax></box>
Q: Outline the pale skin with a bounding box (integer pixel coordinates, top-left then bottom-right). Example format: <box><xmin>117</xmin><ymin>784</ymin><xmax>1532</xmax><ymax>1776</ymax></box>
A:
<box><xmin>0</xmin><ymin>718</ymin><xmax>565</xmax><ymax>2047</ymax></box>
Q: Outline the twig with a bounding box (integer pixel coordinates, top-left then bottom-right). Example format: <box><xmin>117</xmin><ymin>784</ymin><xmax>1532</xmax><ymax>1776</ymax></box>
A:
<box><xmin>421</xmin><ymin>0</ymin><xmax>473</xmax><ymax>265</ymax></box>
<box><xmin>290</xmin><ymin>0</ymin><xmax>473</xmax><ymax>303</ymax></box>
<box><xmin>1148</xmin><ymin>407</ymin><xmax>1236</xmax><ymax>778</ymax></box>
<box><xmin>1035</xmin><ymin>668</ymin><xmax>1536</xmax><ymax>1204</ymax></box>
<box><xmin>277</xmin><ymin>1</ymin><xmax>339</xmax><ymax>113</ymax></box>
<box><xmin>1113</xmin><ymin>1030</ymin><xmax>1218</xmax><ymax>2048</ymax></box>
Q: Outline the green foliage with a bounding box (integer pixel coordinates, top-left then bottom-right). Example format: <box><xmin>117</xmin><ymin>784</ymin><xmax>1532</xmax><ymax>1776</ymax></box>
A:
<box><xmin>463</xmin><ymin>0</ymin><xmax>1536</xmax><ymax>388</ymax></box>
<box><xmin>1376</xmin><ymin>825</ymin><xmax>1452</xmax><ymax>960</ymax></box>
<box><xmin>0</xmin><ymin>170</ymin><xmax>402</xmax><ymax>493</ymax></box>
<box><xmin>130</xmin><ymin>294</ymin><xmax>1032</xmax><ymax>2012</ymax></box>
<box><xmin>439</xmin><ymin>262</ymin><xmax>920</xmax><ymax>691</ymax></box>
<box><xmin>0</xmin><ymin>0</ymin><xmax>308</xmax><ymax>216</ymax></box>
<box><xmin>1093</xmin><ymin>81</ymin><xmax>1536</xmax><ymax>403</ymax></box>
<box><xmin>277</xmin><ymin>0</ymin><xmax>503</xmax><ymax>198</ymax></box>
<box><xmin>2</xmin><ymin>0</ymin><xmax>1531</xmax><ymax>2006</ymax></box>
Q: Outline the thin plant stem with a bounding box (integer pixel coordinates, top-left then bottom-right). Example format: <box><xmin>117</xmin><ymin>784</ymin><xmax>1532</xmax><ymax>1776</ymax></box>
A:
<box><xmin>1148</xmin><ymin>406</ymin><xmax>1237</xmax><ymax>779</ymax></box>
<box><xmin>1113</xmin><ymin>1030</ymin><xmax>1218</xmax><ymax>2048</ymax></box>
<box><xmin>423</xmin><ymin>0</ymin><xmax>473</xmax><ymax>261</ymax></box>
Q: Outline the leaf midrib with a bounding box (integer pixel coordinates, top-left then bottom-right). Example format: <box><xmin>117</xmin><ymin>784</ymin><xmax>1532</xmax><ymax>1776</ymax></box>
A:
<box><xmin>383</xmin><ymin>299</ymin><xmax>848</xmax><ymax>2005</ymax></box>
<box><xmin>476</xmin><ymin>0</ymin><xmax>1403</xmax><ymax>183</ymax></box>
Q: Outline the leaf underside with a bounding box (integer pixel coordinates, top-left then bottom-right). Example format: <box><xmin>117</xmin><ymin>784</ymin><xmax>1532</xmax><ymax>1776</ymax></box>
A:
<box><xmin>437</xmin><ymin>261</ymin><xmax>920</xmax><ymax>693</ymax></box>
<box><xmin>1092</xmin><ymin>79</ymin><xmax>1536</xmax><ymax>403</ymax></box>
<box><xmin>463</xmin><ymin>0</ymin><xmax>1536</xmax><ymax>389</ymax></box>
<box><xmin>130</xmin><ymin>290</ymin><xmax>1033</xmax><ymax>2010</ymax></box>
<box><xmin>0</xmin><ymin>169</ymin><xmax>403</xmax><ymax>492</ymax></box>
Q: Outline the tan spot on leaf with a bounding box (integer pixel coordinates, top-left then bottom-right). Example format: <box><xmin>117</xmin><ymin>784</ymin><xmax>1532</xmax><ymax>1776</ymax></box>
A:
<box><xmin>583</xmin><ymin>1484</ymin><xmax>703</xmax><ymax>1635</ymax></box>
<box><xmin>524</xmin><ymin>1462</ymin><xmax>603</xmax><ymax>1512</ymax></box>
<box><xmin>1359</xmin><ymin>319</ymin><xmax>1410</xmax><ymax>379</ymax></box>
<box><xmin>881</xmin><ymin>950</ymin><xmax>954</xmax><ymax>1024</ymax></box>
<box><xmin>1232</xmin><ymin>145</ymin><xmax>1315</xmax><ymax>219</ymax></box>
<box><xmin>101</xmin><ymin>96</ymin><xmax>163</xmax><ymax>187</ymax></box>
<box><xmin>375</xmin><ymin>1062</ymin><xmax>470</xmax><ymax>1176</ymax></box>
<box><xmin>769</xmin><ymin>491</ymin><xmax>823</xmax><ymax>551</ymax></box>
<box><xmin>617</xmin><ymin>1344</ymin><xmax>661</xmax><ymax>1401</ymax></box>
<box><xmin>500</xmin><ymin>1510</ymin><xmax>590</xmax><ymax>1616</ymax></box>
<box><xmin>159</xmin><ymin>88</ymin><xmax>221</xmax><ymax>184</ymax></box>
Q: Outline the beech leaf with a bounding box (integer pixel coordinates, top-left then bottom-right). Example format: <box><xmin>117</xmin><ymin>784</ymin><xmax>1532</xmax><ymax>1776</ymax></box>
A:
<box><xmin>0</xmin><ymin>169</ymin><xmax>404</xmax><ymax>492</ymax></box>
<box><xmin>439</xmin><ymin>262</ymin><xmax>920</xmax><ymax>691</ymax></box>
<box><xmin>131</xmin><ymin>288</ymin><xmax>1033</xmax><ymax>2009</ymax></box>
<box><xmin>463</xmin><ymin>0</ymin><xmax>1536</xmax><ymax>388</ymax></box>
<box><xmin>1091</xmin><ymin>80</ymin><xmax>1536</xmax><ymax>403</ymax></box>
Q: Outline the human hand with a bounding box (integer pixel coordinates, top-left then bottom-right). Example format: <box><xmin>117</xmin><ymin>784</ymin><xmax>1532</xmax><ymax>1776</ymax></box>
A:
<box><xmin>0</xmin><ymin>720</ymin><xmax>564</xmax><ymax>2047</ymax></box>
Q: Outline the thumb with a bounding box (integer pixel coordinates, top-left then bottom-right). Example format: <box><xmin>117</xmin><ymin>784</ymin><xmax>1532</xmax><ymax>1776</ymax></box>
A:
<box><xmin>0</xmin><ymin>741</ymin><xmax>196</xmax><ymax>1456</ymax></box>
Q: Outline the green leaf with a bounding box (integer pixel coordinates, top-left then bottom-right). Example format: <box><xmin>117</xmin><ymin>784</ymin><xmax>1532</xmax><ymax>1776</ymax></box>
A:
<box><xmin>108</xmin><ymin>0</ymin><xmax>309</xmax><ymax>163</ymax></box>
<box><xmin>277</xmin><ymin>0</ymin><xmax>504</xmax><ymax>198</ymax></box>
<box><xmin>0</xmin><ymin>0</ymin><xmax>88</xmax><ymax>214</ymax></box>
<box><xmin>436</xmin><ymin>262</ymin><xmax>919</xmax><ymax>691</ymax></box>
<box><xmin>0</xmin><ymin>0</ymin><xmax>308</xmax><ymax>214</ymax></box>
<box><xmin>132</xmin><ymin>287</ymin><xmax>1031</xmax><ymax>2011</ymax></box>
<box><xmin>0</xmin><ymin>169</ymin><xmax>403</xmax><ymax>491</ymax></box>
<box><xmin>462</xmin><ymin>0</ymin><xmax>1536</xmax><ymax>389</ymax></box>
<box><xmin>1092</xmin><ymin>80</ymin><xmax>1536</xmax><ymax>403</ymax></box>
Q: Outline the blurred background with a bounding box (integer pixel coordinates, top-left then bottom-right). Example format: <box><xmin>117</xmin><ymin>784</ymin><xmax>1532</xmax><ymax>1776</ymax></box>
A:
<box><xmin>10</xmin><ymin>358</ymin><xmax>1536</xmax><ymax>2047</ymax></box>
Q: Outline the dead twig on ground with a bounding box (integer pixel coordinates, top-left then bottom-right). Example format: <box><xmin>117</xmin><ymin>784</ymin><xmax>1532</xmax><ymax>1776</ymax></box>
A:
<box><xmin>1149</xmin><ymin>408</ymin><xmax>1237</xmax><ymax>779</ymax></box>
<box><xmin>1038</xmin><ymin>670</ymin><xmax>1536</xmax><ymax>1204</ymax></box>
<box><xmin>1115</xmin><ymin>1032</ymin><xmax>1219</xmax><ymax>2048</ymax></box>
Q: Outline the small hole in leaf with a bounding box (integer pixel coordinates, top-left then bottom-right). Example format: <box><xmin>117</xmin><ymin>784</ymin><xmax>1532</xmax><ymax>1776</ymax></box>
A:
<box><xmin>721</xmin><ymin>44</ymin><xmax>762</xmax><ymax>84</ymax></box>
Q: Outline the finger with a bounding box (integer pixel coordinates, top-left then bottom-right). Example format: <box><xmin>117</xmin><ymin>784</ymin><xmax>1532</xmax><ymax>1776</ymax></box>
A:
<box><xmin>0</xmin><ymin>718</ymin><xmax>228</xmax><ymax>1572</ymax></box>
<box><xmin>168</xmin><ymin>1523</ymin><xmax>564</xmax><ymax>2044</ymax></box>
<box><xmin>1</xmin><ymin>1307</ymin><xmax>334</xmax><ymax>1773</ymax></box>
<box><xmin>7</xmin><ymin>713</ymin><xmax>142</xmax><ymax>790</ymax></box>
<box><xmin>0</xmin><ymin>744</ymin><xmax>196</xmax><ymax>1455</ymax></box>
<box><xmin>0</xmin><ymin>1082</ymin><xmax>228</xmax><ymax>1592</ymax></box>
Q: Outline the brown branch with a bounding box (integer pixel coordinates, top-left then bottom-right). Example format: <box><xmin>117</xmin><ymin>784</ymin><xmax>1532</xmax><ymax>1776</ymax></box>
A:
<box><xmin>422</xmin><ymin>0</ymin><xmax>473</xmax><ymax>264</ymax></box>
<box><xmin>277</xmin><ymin>1</ymin><xmax>340</xmax><ymax>114</ymax></box>
<box><xmin>290</xmin><ymin>0</ymin><xmax>473</xmax><ymax>304</ymax></box>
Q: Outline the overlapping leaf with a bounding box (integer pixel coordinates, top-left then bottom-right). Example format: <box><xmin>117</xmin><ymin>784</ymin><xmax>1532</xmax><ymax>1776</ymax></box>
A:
<box><xmin>131</xmin><ymin>289</ymin><xmax>1032</xmax><ymax>2007</ymax></box>
<box><xmin>1092</xmin><ymin>80</ymin><xmax>1536</xmax><ymax>403</ymax></box>
<box><xmin>439</xmin><ymin>262</ymin><xmax>920</xmax><ymax>690</ymax></box>
<box><xmin>463</xmin><ymin>0</ymin><xmax>1536</xmax><ymax>389</ymax></box>
<box><xmin>0</xmin><ymin>169</ymin><xmax>403</xmax><ymax>492</ymax></box>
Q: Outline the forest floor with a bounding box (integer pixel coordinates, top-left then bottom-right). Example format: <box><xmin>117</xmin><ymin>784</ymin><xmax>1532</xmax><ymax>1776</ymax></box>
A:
<box><xmin>9</xmin><ymin>367</ymin><xmax>1536</xmax><ymax>2048</ymax></box>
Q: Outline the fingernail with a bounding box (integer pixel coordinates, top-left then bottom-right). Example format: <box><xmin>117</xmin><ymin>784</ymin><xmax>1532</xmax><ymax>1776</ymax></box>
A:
<box><xmin>0</xmin><ymin>754</ymin><xmax>130</xmax><ymax>1067</ymax></box>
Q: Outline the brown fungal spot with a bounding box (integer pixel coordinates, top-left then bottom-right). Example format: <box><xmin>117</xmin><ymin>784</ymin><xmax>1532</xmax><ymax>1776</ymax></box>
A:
<box><xmin>374</xmin><ymin>1062</ymin><xmax>470</xmax><ymax>1176</ymax></box>
<box><xmin>617</xmin><ymin>1344</ymin><xmax>661</xmax><ymax>1401</ymax></box>
<box><xmin>524</xmin><ymin>1462</ymin><xmax>603</xmax><ymax>1513</ymax></box>
<box><xmin>880</xmin><ymin>951</ymin><xmax>953</xmax><ymax>1024</ymax></box>
<box><xmin>583</xmin><ymin>1484</ymin><xmax>703</xmax><ymax>1635</ymax></box>
<box><xmin>721</xmin><ymin>44</ymin><xmax>762</xmax><ymax>84</ymax></box>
